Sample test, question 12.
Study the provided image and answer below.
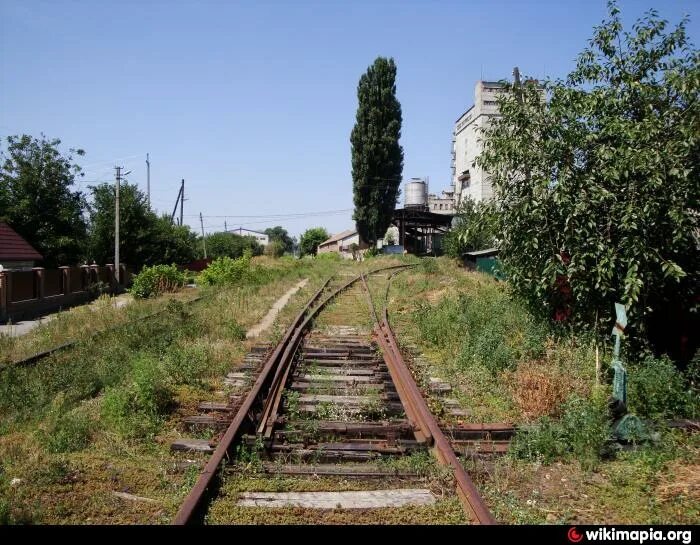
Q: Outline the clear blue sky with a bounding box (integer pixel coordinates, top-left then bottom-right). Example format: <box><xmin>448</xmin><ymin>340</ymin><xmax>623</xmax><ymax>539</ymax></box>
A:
<box><xmin>1</xmin><ymin>0</ymin><xmax>697</xmax><ymax>238</ymax></box>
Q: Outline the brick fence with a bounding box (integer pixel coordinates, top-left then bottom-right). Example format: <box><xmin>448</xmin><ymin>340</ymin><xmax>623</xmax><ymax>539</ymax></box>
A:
<box><xmin>0</xmin><ymin>264</ymin><xmax>131</xmax><ymax>323</ymax></box>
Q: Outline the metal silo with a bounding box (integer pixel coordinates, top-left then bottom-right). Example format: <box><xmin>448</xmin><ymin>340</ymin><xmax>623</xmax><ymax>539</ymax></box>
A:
<box><xmin>404</xmin><ymin>178</ymin><xmax>427</xmax><ymax>208</ymax></box>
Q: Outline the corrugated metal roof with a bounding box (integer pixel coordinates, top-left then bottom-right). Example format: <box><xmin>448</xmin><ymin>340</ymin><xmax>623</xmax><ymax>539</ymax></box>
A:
<box><xmin>0</xmin><ymin>222</ymin><xmax>43</xmax><ymax>261</ymax></box>
<box><xmin>319</xmin><ymin>228</ymin><xmax>357</xmax><ymax>247</ymax></box>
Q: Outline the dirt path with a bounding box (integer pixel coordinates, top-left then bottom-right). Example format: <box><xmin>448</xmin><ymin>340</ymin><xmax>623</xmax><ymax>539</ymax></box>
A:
<box><xmin>245</xmin><ymin>278</ymin><xmax>309</xmax><ymax>339</ymax></box>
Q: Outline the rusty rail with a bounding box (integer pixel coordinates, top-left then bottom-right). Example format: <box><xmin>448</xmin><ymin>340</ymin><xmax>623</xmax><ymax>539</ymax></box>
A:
<box><xmin>173</xmin><ymin>263</ymin><xmax>414</xmax><ymax>525</ymax></box>
<box><xmin>361</xmin><ymin>268</ymin><xmax>497</xmax><ymax>525</ymax></box>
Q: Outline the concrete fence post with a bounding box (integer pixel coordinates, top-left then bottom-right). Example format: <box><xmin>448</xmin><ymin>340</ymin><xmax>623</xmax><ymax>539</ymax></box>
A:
<box><xmin>105</xmin><ymin>264</ymin><xmax>116</xmax><ymax>291</ymax></box>
<box><xmin>89</xmin><ymin>264</ymin><xmax>100</xmax><ymax>288</ymax></box>
<box><xmin>79</xmin><ymin>265</ymin><xmax>90</xmax><ymax>291</ymax></box>
<box><xmin>32</xmin><ymin>267</ymin><xmax>45</xmax><ymax>300</ymax></box>
<box><xmin>59</xmin><ymin>266</ymin><xmax>71</xmax><ymax>295</ymax></box>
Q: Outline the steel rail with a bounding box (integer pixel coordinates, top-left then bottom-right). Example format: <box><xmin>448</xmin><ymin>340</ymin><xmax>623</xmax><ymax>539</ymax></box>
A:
<box><xmin>173</xmin><ymin>263</ymin><xmax>414</xmax><ymax>525</ymax></box>
<box><xmin>363</xmin><ymin>267</ymin><xmax>497</xmax><ymax>525</ymax></box>
<box><xmin>172</xmin><ymin>278</ymin><xmax>330</xmax><ymax>525</ymax></box>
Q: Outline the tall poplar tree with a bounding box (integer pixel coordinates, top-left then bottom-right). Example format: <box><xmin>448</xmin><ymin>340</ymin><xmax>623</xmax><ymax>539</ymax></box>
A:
<box><xmin>351</xmin><ymin>57</ymin><xmax>404</xmax><ymax>245</ymax></box>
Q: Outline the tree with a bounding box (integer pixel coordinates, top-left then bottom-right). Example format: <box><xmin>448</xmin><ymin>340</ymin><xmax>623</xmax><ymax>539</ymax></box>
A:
<box><xmin>264</xmin><ymin>240</ymin><xmax>285</xmax><ymax>258</ymax></box>
<box><xmin>477</xmin><ymin>1</ymin><xmax>699</xmax><ymax>352</ymax></box>
<box><xmin>0</xmin><ymin>134</ymin><xmax>88</xmax><ymax>266</ymax></box>
<box><xmin>88</xmin><ymin>182</ymin><xmax>197</xmax><ymax>269</ymax></box>
<box><xmin>351</xmin><ymin>57</ymin><xmax>404</xmax><ymax>245</ymax></box>
<box><xmin>202</xmin><ymin>231</ymin><xmax>262</xmax><ymax>260</ymax></box>
<box><xmin>299</xmin><ymin>227</ymin><xmax>329</xmax><ymax>256</ymax></box>
<box><xmin>264</xmin><ymin>226</ymin><xmax>294</xmax><ymax>254</ymax></box>
<box><xmin>443</xmin><ymin>198</ymin><xmax>499</xmax><ymax>258</ymax></box>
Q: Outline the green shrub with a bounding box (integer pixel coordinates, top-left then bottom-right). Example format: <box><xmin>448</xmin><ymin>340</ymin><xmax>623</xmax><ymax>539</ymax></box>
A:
<box><xmin>226</xmin><ymin>319</ymin><xmax>247</xmax><ymax>341</ymax></box>
<box><xmin>130</xmin><ymin>264</ymin><xmax>186</xmax><ymax>298</ymax></box>
<box><xmin>414</xmin><ymin>289</ymin><xmax>547</xmax><ymax>374</ymax></box>
<box><xmin>162</xmin><ymin>343</ymin><xmax>209</xmax><ymax>385</ymax></box>
<box><xmin>198</xmin><ymin>253</ymin><xmax>253</xmax><ymax>286</ymax></box>
<box><xmin>41</xmin><ymin>399</ymin><xmax>95</xmax><ymax>454</ymax></box>
<box><xmin>512</xmin><ymin>394</ymin><xmax>610</xmax><ymax>468</ymax></box>
<box><xmin>101</xmin><ymin>356</ymin><xmax>173</xmax><ymax>437</ymax></box>
<box><xmin>264</xmin><ymin>240</ymin><xmax>285</xmax><ymax>258</ymax></box>
<box><xmin>420</xmin><ymin>258</ymin><xmax>438</xmax><ymax>275</ymax></box>
<box><xmin>628</xmin><ymin>356</ymin><xmax>698</xmax><ymax>419</ymax></box>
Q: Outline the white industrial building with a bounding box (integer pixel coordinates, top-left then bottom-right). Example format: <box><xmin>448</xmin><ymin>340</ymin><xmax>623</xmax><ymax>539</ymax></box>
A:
<box><xmin>231</xmin><ymin>227</ymin><xmax>269</xmax><ymax>246</ymax></box>
<box><xmin>451</xmin><ymin>80</ymin><xmax>505</xmax><ymax>204</ymax></box>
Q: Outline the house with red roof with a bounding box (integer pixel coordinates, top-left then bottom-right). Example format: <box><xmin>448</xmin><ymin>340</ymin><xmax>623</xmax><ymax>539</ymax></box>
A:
<box><xmin>0</xmin><ymin>222</ymin><xmax>43</xmax><ymax>270</ymax></box>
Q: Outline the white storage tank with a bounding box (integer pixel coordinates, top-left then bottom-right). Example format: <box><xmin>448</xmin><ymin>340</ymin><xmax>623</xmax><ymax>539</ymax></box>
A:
<box><xmin>404</xmin><ymin>178</ymin><xmax>427</xmax><ymax>208</ymax></box>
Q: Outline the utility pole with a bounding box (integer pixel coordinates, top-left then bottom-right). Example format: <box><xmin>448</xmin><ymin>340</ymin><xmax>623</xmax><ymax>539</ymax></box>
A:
<box><xmin>224</xmin><ymin>220</ymin><xmax>227</xmax><ymax>232</ymax></box>
<box><xmin>200</xmin><ymin>212</ymin><xmax>207</xmax><ymax>259</ymax></box>
<box><xmin>115</xmin><ymin>166</ymin><xmax>121</xmax><ymax>283</ymax></box>
<box><xmin>180</xmin><ymin>179</ymin><xmax>185</xmax><ymax>226</ymax></box>
<box><xmin>146</xmin><ymin>153</ymin><xmax>150</xmax><ymax>208</ymax></box>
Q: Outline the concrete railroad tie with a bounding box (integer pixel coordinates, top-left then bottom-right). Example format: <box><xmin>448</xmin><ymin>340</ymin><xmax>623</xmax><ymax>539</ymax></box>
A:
<box><xmin>236</xmin><ymin>489</ymin><xmax>436</xmax><ymax>509</ymax></box>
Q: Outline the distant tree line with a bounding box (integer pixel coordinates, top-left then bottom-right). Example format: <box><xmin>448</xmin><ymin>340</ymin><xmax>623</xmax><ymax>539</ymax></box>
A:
<box><xmin>0</xmin><ymin>134</ymin><xmax>300</xmax><ymax>270</ymax></box>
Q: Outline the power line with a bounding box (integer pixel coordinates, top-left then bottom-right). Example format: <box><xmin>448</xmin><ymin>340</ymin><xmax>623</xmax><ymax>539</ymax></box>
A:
<box><xmin>185</xmin><ymin>208</ymin><xmax>352</xmax><ymax>219</ymax></box>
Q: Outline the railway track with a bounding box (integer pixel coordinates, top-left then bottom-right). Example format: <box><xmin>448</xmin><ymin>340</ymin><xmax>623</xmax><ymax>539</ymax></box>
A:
<box><xmin>172</xmin><ymin>265</ymin><xmax>505</xmax><ymax>524</ymax></box>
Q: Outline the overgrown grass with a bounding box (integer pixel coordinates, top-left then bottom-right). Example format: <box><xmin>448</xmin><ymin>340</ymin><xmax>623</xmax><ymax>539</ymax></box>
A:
<box><xmin>0</xmin><ymin>256</ymin><xmax>347</xmax><ymax>523</ymax></box>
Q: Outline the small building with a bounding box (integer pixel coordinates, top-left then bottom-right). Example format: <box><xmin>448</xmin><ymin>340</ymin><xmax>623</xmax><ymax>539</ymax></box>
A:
<box><xmin>462</xmin><ymin>248</ymin><xmax>503</xmax><ymax>279</ymax></box>
<box><xmin>317</xmin><ymin>229</ymin><xmax>367</xmax><ymax>259</ymax></box>
<box><xmin>0</xmin><ymin>222</ymin><xmax>43</xmax><ymax>270</ymax></box>
<box><xmin>232</xmin><ymin>227</ymin><xmax>269</xmax><ymax>246</ymax></box>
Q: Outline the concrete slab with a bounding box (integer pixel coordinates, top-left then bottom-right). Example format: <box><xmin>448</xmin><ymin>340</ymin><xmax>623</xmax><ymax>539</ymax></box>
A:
<box><xmin>236</xmin><ymin>489</ymin><xmax>436</xmax><ymax>509</ymax></box>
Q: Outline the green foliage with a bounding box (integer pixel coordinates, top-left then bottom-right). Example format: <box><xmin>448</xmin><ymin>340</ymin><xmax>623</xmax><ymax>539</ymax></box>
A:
<box><xmin>263</xmin><ymin>226</ymin><xmax>295</xmax><ymax>254</ymax></box>
<box><xmin>101</xmin><ymin>355</ymin><xmax>173</xmax><ymax>437</ymax></box>
<box><xmin>443</xmin><ymin>197</ymin><xmax>499</xmax><ymax>258</ymax></box>
<box><xmin>203</xmin><ymin>231</ymin><xmax>262</xmax><ymax>260</ymax></box>
<box><xmin>198</xmin><ymin>253</ymin><xmax>253</xmax><ymax>286</ymax></box>
<box><xmin>264</xmin><ymin>239</ymin><xmax>285</xmax><ymax>258</ymax></box>
<box><xmin>414</xmin><ymin>289</ymin><xmax>547</xmax><ymax>375</ymax></box>
<box><xmin>351</xmin><ymin>57</ymin><xmax>404</xmax><ymax>244</ymax></box>
<box><xmin>162</xmin><ymin>343</ymin><xmax>210</xmax><ymax>386</ymax></box>
<box><xmin>627</xmin><ymin>355</ymin><xmax>699</xmax><ymax>419</ymax></box>
<box><xmin>226</xmin><ymin>319</ymin><xmax>247</xmax><ymax>341</ymax></box>
<box><xmin>43</xmin><ymin>404</ymin><xmax>94</xmax><ymax>454</ymax></box>
<box><xmin>130</xmin><ymin>264</ymin><xmax>186</xmax><ymax>299</ymax></box>
<box><xmin>364</xmin><ymin>246</ymin><xmax>381</xmax><ymax>258</ymax></box>
<box><xmin>0</xmin><ymin>134</ymin><xmax>87</xmax><ymax>266</ymax></box>
<box><xmin>299</xmin><ymin>227</ymin><xmax>329</xmax><ymax>256</ymax></box>
<box><xmin>512</xmin><ymin>394</ymin><xmax>610</xmax><ymax>468</ymax></box>
<box><xmin>477</xmin><ymin>2</ymin><xmax>700</xmax><ymax>345</ymax></box>
<box><xmin>314</xmin><ymin>252</ymin><xmax>341</xmax><ymax>261</ymax></box>
<box><xmin>88</xmin><ymin>182</ymin><xmax>197</xmax><ymax>269</ymax></box>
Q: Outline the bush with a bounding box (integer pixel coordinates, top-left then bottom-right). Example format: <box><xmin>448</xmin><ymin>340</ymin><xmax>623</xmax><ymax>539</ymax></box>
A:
<box><xmin>101</xmin><ymin>355</ymin><xmax>173</xmax><ymax>437</ymax></box>
<box><xmin>414</xmin><ymin>289</ymin><xmax>548</xmax><ymax>375</ymax></box>
<box><xmin>44</xmin><ymin>405</ymin><xmax>95</xmax><ymax>454</ymax></box>
<box><xmin>162</xmin><ymin>343</ymin><xmax>210</xmax><ymax>385</ymax></box>
<box><xmin>130</xmin><ymin>264</ymin><xmax>186</xmax><ymax>298</ymax></box>
<box><xmin>264</xmin><ymin>240</ymin><xmax>285</xmax><ymax>258</ymax></box>
<box><xmin>198</xmin><ymin>253</ymin><xmax>253</xmax><ymax>286</ymax></box>
<box><xmin>628</xmin><ymin>356</ymin><xmax>698</xmax><ymax>419</ymax></box>
<box><xmin>512</xmin><ymin>394</ymin><xmax>610</xmax><ymax>468</ymax></box>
